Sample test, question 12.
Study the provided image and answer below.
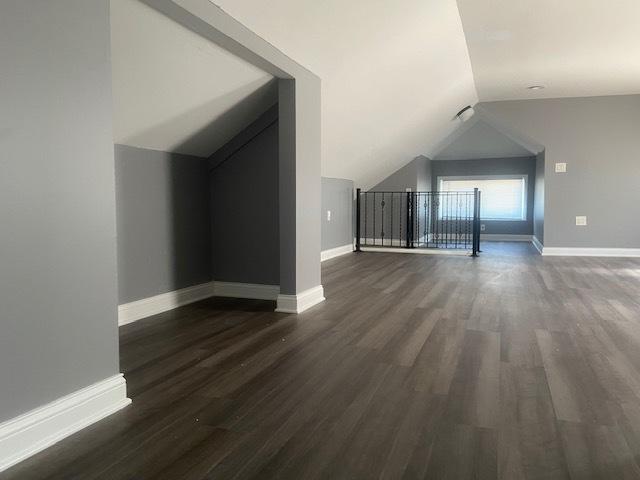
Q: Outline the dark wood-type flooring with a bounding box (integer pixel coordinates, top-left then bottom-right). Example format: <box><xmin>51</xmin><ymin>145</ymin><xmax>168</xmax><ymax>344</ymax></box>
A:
<box><xmin>4</xmin><ymin>242</ymin><xmax>640</xmax><ymax>479</ymax></box>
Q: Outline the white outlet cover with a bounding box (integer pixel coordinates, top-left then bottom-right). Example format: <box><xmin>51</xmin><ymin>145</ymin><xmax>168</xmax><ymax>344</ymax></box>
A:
<box><xmin>327</xmin><ymin>210</ymin><xmax>331</xmax><ymax>221</ymax></box>
<box><xmin>555</xmin><ymin>162</ymin><xmax>567</xmax><ymax>173</ymax></box>
<box><xmin>480</xmin><ymin>224</ymin><xmax>486</xmax><ymax>231</ymax></box>
<box><xmin>576</xmin><ymin>216</ymin><xmax>587</xmax><ymax>226</ymax></box>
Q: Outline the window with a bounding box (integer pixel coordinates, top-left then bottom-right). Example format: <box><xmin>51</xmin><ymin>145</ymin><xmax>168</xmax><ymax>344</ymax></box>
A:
<box><xmin>438</xmin><ymin>175</ymin><xmax>527</xmax><ymax>221</ymax></box>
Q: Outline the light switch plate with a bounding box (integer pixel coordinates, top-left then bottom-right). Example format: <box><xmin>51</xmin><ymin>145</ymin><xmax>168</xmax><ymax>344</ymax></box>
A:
<box><xmin>576</xmin><ymin>216</ymin><xmax>587</xmax><ymax>226</ymax></box>
<box><xmin>555</xmin><ymin>162</ymin><xmax>567</xmax><ymax>173</ymax></box>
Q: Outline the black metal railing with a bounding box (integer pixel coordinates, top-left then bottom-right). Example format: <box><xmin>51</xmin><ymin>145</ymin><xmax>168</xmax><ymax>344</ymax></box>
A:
<box><xmin>355</xmin><ymin>188</ymin><xmax>481</xmax><ymax>255</ymax></box>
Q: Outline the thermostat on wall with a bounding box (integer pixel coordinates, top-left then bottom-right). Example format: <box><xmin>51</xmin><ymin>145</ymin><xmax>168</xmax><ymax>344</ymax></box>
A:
<box><xmin>555</xmin><ymin>162</ymin><xmax>567</xmax><ymax>173</ymax></box>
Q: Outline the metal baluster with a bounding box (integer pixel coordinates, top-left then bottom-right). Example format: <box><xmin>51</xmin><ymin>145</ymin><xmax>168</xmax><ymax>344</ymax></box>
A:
<box><xmin>373</xmin><ymin>192</ymin><xmax>376</xmax><ymax>246</ymax></box>
<box><xmin>381</xmin><ymin>193</ymin><xmax>385</xmax><ymax>246</ymax></box>
<box><xmin>390</xmin><ymin>193</ymin><xmax>394</xmax><ymax>247</ymax></box>
<box><xmin>356</xmin><ymin>188</ymin><xmax>361</xmax><ymax>252</ymax></box>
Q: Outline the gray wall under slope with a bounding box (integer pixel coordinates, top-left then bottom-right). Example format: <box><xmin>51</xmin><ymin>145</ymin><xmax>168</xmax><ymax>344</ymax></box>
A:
<box><xmin>210</xmin><ymin>106</ymin><xmax>280</xmax><ymax>285</ymax></box>
<box><xmin>431</xmin><ymin>157</ymin><xmax>536</xmax><ymax>236</ymax></box>
<box><xmin>322</xmin><ymin>178</ymin><xmax>354</xmax><ymax>250</ymax></box>
<box><xmin>115</xmin><ymin>145</ymin><xmax>212</xmax><ymax>304</ymax></box>
<box><xmin>371</xmin><ymin>156</ymin><xmax>432</xmax><ymax>192</ymax></box>
<box><xmin>0</xmin><ymin>0</ymin><xmax>119</xmax><ymax>422</ymax></box>
<box><xmin>480</xmin><ymin>95</ymin><xmax>640</xmax><ymax>248</ymax></box>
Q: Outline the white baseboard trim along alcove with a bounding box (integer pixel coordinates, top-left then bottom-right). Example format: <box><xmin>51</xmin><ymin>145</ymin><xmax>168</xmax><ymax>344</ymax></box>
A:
<box><xmin>0</xmin><ymin>374</ymin><xmax>130</xmax><ymax>473</ymax></box>
<box><xmin>118</xmin><ymin>281</ymin><xmax>281</xmax><ymax>326</ymax></box>
<box><xmin>321</xmin><ymin>244</ymin><xmax>354</xmax><ymax>262</ymax></box>
<box><xmin>118</xmin><ymin>282</ymin><xmax>217</xmax><ymax>326</ymax></box>
<box><xmin>276</xmin><ymin>285</ymin><xmax>325</xmax><ymax>314</ymax></box>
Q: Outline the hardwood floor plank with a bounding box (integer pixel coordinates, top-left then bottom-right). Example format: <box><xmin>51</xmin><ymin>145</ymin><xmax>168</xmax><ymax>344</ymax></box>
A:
<box><xmin>3</xmin><ymin>243</ymin><xmax>640</xmax><ymax>479</ymax></box>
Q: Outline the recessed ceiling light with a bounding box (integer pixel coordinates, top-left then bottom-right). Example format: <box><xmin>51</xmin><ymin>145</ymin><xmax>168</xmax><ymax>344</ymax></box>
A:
<box><xmin>527</xmin><ymin>85</ymin><xmax>545</xmax><ymax>90</ymax></box>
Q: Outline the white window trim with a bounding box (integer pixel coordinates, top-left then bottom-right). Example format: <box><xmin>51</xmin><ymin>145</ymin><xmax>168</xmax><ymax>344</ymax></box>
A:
<box><xmin>437</xmin><ymin>174</ymin><xmax>528</xmax><ymax>222</ymax></box>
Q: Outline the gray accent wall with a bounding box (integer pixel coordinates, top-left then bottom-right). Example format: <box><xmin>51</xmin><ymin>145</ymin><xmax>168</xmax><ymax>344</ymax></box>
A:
<box><xmin>434</xmin><ymin>120</ymin><xmax>534</xmax><ymax>160</ymax></box>
<box><xmin>479</xmin><ymin>95</ymin><xmax>640</xmax><ymax>248</ymax></box>
<box><xmin>431</xmin><ymin>156</ymin><xmax>537</xmax><ymax>236</ymax></box>
<box><xmin>371</xmin><ymin>156</ymin><xmax>432</xmax><ymax>192</ymax></box>
<box><xmin>321</xmin><ymin>178</ymin><xmax>354</xmax><ymax>250</ymax></box>
<box><xmin>210</xmin><ymin>106</ymin><xmax>280</xmax><ymax>285</ymax></box>
<box><xmin>0</xmin><ymin>0</ymin><xmax>119</xmax><ymax>422</ymax></box>
<box><xmin>115</xmin><ymin>145</ymin><xmax>212</xmax><ymax>304</ymax></box>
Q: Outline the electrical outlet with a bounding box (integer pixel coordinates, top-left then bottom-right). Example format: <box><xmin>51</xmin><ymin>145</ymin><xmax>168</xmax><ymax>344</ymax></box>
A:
<box><xmin>555</xmin><ymin>162</ymin><xmax>567</xmax><ymax>173</ymax></box>
<box><xmin>576</xmin><ymin>216</ymin><xmax>587</xmax><ymax>226</ymax></box>
<box><xmin>326</xmin><ymin>210</ymin><xmax>331</xmax><ymax>221</ymax></box>
<box><xmin>480</xmin><ymin>224</ymin><xmax>486</xmax><ymax>231</ymax></box>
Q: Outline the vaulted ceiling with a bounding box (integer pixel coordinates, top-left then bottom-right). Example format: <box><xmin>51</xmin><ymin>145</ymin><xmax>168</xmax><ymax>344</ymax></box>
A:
<box><xmin>112</xmin><ymin>0</ymin><xmax>640</xmax><ymax>185</ymax></box>
<box><xmin>211</xmin><ymin>0</ymin><xmax>478</xmax><ymax>188</ymax></box>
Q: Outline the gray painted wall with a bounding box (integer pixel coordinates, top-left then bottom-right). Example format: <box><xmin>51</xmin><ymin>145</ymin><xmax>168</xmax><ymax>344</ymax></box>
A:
<box><xmin>115</xmin><ymin>145</ymin><xmax>212</xmax><ymax>304</ymax></box>
<box><xmin>144</xmin><ymin>0</ymin><xmax>322</xmax><ymax>297</ymax></box>
<box><xmin>210</xmin><ymin>106</ymin><xmax>280</xmax><ymax>285</ymax></box>
<box><xmin>480</xmin><ymin>95</ymin><xmax>640</xmax><ymax>248</ymax></box>
<box><xmin>534</xmin><ymin>152</ymin><xmax>545</xmax><ymax>243</ymax></box>
<box><xmin>0</xmin><ymin>0</ymin><xmax>119</xmax><ymax>422</ymax></box>
<box><xmin>371</xmin><ymin>156</ymin><xmax>432</xmax><ymax>192</ymax></box>
<box><xmin>321</xmin><ymin>178</ymin><xmax>354</xmax><ymax>250</ymax></box>
<box><xmin>431</xmin><ymin>157</ymin><xmax>537</xmax><ymax>236</ymax></box>
<box><xmin>434</xmin><ymin>120</ymin><xmax>533</xmax><ymax>160</ymax></box>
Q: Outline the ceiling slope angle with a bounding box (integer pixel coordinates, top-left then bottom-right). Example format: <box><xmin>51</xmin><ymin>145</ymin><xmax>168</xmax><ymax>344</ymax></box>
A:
<box><xmin>456</xmin><ymin>0</ymin><xmax>640</xmax><ymax>101</ymax></box>
<box><xmin>211</xmin><ymin>0</ymin><xmax>479</xmax><ymax>188</ymax></box>
<box><xmin>433</xmin><ymin>118</ymin><xmax>535</xmax><ymax>160</ymax></box>
<box><xmin>111</xmin><ymin>0</ymin><xmax>278</xmax><ymax>158</ymax></box>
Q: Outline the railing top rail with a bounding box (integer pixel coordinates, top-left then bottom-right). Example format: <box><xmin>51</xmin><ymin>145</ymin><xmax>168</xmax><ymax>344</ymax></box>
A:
<box><xmin>359</xmin><ymin>190</ymin><xmax>475</xmax><ymax>194</ymax></box>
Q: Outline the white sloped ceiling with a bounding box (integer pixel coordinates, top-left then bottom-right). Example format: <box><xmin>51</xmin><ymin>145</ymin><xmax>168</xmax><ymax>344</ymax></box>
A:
<box><xmin>111</xmin><ymin>0</ymin><xmax>277</xmax><ymax>158</ymax></box>
<box><xmin>211</xmin><ymin>0</ymin><xmax>479</xmax><ymax>188</ymax></box>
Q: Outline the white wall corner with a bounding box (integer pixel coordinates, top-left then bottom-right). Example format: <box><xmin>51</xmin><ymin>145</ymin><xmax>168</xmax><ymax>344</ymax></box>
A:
<box><xmin>276</xmin><ymin>285</ymin><xmax>325</xmax><ymax>314</ymax></box>
<box><xmin>321</xmin><ymin>244</ymin><xmax>353</xmax><ymax>262</ymax></box>
<box><xmin>0</xmin><ymin>374</ymin><xmax>130</xmax><ymax>473</ymax></box>
<box><xmin>531</xmin><ymin>236</ymin><xmax>544</xmax><ymax>254</ymax></box>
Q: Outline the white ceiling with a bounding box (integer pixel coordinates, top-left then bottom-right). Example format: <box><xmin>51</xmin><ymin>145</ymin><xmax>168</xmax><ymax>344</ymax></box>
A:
<box><xmin>456</xmin><ymin>0</ymin><xmax>640</xmax><ymax>101</ymax></box>
<box><xmin>111</xmin><ymin>0</ymin><xmax>277</xmax><ymax>158</ymax></box>
<box><xmin>433</xmin><ymin>119</ymin><xmax>533</xmax><ymax>160</ymax></box>
<box><xmin>211</xmin><ymin>0</ymin><xmax>478</xmax><ymax>187</ymax></box>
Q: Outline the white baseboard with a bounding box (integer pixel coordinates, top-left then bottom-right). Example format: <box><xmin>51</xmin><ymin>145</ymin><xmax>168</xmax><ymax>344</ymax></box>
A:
<box><xmin>541</xmin><ymin>247</ymin><xmax>640</xmax><ymax>257</ymax></box>
<box><xmin>481</xmin><ymin>234</ymin><xmax>532</xmax><ymax>242</ymax></box>
<box><xmin>118</xmin><ymin>281</ymin><xmax>216</xmax><ymax>326</ymax></box>
<box><xmin>118</xmin><ymin>281</ymin><xmax>283</xmax><ymax>325</ymax></box>
<box><xmin>321</xmin><ymin>244</ymin><xmax>353</xmax><ymax>262</ymax></box>
<box><xmin>0</xmin><ymin>374</ymin><xmax>130</xmax><ymax>473</ymax></box>
<box><xmin>213</xmin><ymin>282</ymin><xmax>279</xmax><ymax>300</ymax></box>
<box><xmin>360</xmin><ymin>246</ymin><xmax>469</xmax><ymax>256</ymax></box>
<box><xmin>276</xmin><ymin>285</ymin><xmax>325</xmax><ymax>314</ymax></box>
<box><xmin>532</xmin><ymin>236</ymin><xmax>544</xmax><ymax>254</ymax></box>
